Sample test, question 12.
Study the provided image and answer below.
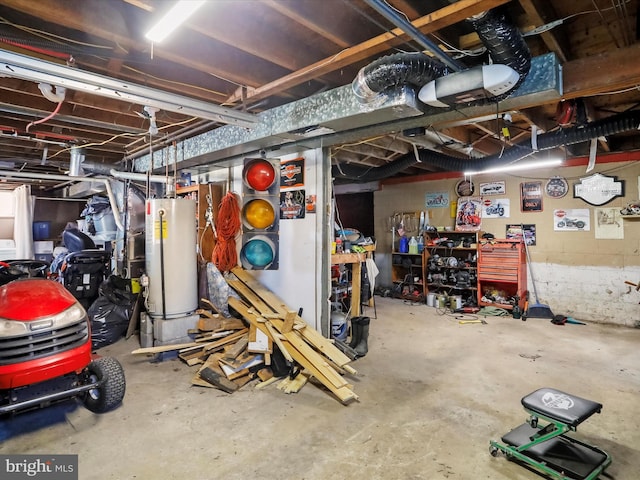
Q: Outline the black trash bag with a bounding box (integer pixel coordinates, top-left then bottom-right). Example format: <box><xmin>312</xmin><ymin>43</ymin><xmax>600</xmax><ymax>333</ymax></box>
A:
<box><xmin>100</xmin><ymin>275</ymin><xmax>134</xmax><ymax>305</ymax></box>
<box><xmin>87</xmin><ymin>276</ymin><xmax>136</xmax><ymax>349</ymax></box>
<box><xmin>270</xmin><ymin>345</ymin><xmax>294</xmax><ymax>378</ymax></box>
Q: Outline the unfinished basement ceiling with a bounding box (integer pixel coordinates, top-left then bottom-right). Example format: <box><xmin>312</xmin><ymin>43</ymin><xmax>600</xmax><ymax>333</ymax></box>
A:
<box><xmin>0</xmin><ymin>0</ymin><xmax>639</xmax><ymax>192</ymax></box>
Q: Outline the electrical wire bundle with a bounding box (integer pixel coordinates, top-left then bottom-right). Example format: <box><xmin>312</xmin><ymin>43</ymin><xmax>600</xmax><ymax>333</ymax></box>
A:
<box><xmin>212</xmin><ymin>191</ymin><xmax>241</xmax><ymax>273</ymax></box>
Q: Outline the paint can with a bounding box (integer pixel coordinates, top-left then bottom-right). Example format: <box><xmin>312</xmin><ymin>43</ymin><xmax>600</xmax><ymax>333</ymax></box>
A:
<box><xmin>436</xmin><ymin>294</ymin><xmax>448</xmax><ymax>308</ymax></box>
<box><xmin>426</xmin><ymin>292</ymin><xmax>436</xmax><ymax>307</ymax></box>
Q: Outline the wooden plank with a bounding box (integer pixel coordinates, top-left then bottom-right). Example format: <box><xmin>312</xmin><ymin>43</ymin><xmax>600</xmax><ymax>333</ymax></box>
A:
<box><xmin>200</xmin><ymin>297</ymin><xmax>221</xmax><ymax>315</ymax></box>
<box><xmin>228</xmin><ymin>296</ymin><xmax>357</xmax><ymax>404</ymax></box>
<box><xmin>277</xmin><ymin>373</ymin><xmax>308</xmax><ymax>394</ymax></box>
<box><xmin>193</xmin><ymin>353</ymin><xmax>225</xmax><ymax>387</ymax></box>
<box><xmin>230</xmin><ymin>296</ymin><xmax>350</xmax><ymax>390</ymax></box>
<box><xmin>257</xmin><ymin>368</ymin><xmax>274</xmax><ymax>382</ymax></box>
<box><xmin>264</xmin><ymin>320</ymin><xmax>294</xmax><ymax>363</ymax></box>
<box><xmin>248</xmin><ymin>324</ymin><xmax>272</xmax><ymax>353</ymax></box>
<box><xmin>563</xmin><ymin>44</ymin><xmax>640</xmax><ymax>100</ymax></box>
<box><xmin>197</xmin><ymin>315</ymin><xmax>221</xmax><ymax>332</ymax></box>
<box><xmin>192</xmin><ymin>376</ymin><xmax>215</xmax><ymax>388</ymax></box>
<box><xmin>222</xmin><ymin>334</ymin><xmax>249</xmax><ymax>361</ymax></box>
<box><xmin>280</xmin><ymin>329</ymin><xmax>352</xmax><ymax>390</ymax></box>
<box><xmin>179</xmin><ymin>349</ymin><xmax>208</xmax><ymax>366</ymax></box>
<box><xmin>232</xmin><ymin>374</ymin><xmax>253</xmax><ymax>388</ymax></box>
<box><xmin>282</xmin><ymin>310</ymin><xmax>296</xmax><ymax>333</ymax></box>
<box><xmin>203</xmin><ymin>328</ymin><xmax>250</xmax><ymax>352</ymax></box>
<box><xmin>254</xmin><ymin>376</ymin><xmax>278</xmax><ymax>390</ymax></box>
<box><xmin>219</xmin><ymin>318</ymin><xmax>247</xmax><ymax>331</ymax></box>
<box><xmin>197</xmin><ymin>308</ymin><xmax>219</xmax><ymax>320</ymax></box>
<box><xmin>227</xmin><ymin>278</ymin><xmax>277</xmax><ymax>317</ymax></box>
<box><xmin>225</xmin><ymin>0</ymin><xmax>511</xmax><ymax>104</ymax></box>
<box><xmin>131</xmin><ymin>342</ymin><xmax>199</xmax><ymax>354</ymax></box>
<box><xmin>195</xmin><ymin>330</ymin><xmax>235</xmax><ymax>343</ymax></box>
<box><xmin>220</xmin><ymin>348</ymin><xmax>255</xmax><ymax>369</ymax></box>
<box><xmin>230</xmin><ymin>267</ymin><xmax>355</xmax><ymax>370</ymax></box>
<box><xmin>199</xmin><ymin>367</ymin><xmax>238</xmax><ymax>393</ymax></box>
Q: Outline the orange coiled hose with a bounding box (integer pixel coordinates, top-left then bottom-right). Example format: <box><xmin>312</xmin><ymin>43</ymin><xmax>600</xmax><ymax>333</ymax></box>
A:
<box><xmin>212</xmin><ymin>192</ymin><xmax>242</xmax><ymax>272</ymax></box>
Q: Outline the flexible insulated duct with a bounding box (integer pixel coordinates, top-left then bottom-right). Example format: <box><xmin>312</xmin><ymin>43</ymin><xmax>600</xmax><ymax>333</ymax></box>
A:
<box><xmin>467</xmin><ymin>9</ymin><xmax>531</xmax><ymax>102</ymax></box>
<box><xmin>333</xmin><ymin>110</ymin><xmax>640</xmax><ymax>181</ymax></box>
<box><xmin>352</xmin><ymin>52</ymin><xmax>449</xmax><ymax>103</ymax></box>
<box><xmin>352</xmin><ymin>7</ymin><xmax>530</xmax><ymax>105</ymax></box>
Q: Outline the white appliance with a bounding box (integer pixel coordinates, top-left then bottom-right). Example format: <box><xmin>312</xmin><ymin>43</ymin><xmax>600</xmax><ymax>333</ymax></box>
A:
<box><xmin>0</xmin><ymin>239</ymin><xmax>16</xmax><ymax>261</ymax></box>
<box><xmin>145</xmin><ymin>198</ymin><xmax>197</xmax><ymax>319</ymax></box>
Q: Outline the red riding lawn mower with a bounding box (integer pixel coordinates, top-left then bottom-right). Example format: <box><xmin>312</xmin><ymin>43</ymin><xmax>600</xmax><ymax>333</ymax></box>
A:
<box><xmin>0</xmin><ymin>260</ymin><xmax>125</xmax><ymax>415</ymax></box>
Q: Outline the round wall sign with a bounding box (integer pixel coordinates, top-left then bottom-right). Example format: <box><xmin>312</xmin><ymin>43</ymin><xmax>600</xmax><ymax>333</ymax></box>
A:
<box><xmin>455</xmin><ymin>179</ymin><xmax>475</xmax><ymax>197</ymax></box>
<box><xmin>545</xmin><ymin>176</ymin><xmax>569</xmax><ymax>198</ymax></box>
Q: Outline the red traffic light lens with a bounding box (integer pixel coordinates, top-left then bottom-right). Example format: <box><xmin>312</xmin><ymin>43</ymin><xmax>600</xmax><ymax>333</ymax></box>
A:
<box><xmin>244</xmin><ymin>159</ymin><xmax>276</xmax><ymax>191</ymax></box>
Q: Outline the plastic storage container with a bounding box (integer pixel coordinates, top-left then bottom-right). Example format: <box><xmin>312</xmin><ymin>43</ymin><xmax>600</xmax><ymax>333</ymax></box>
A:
<box><xmin>399</xmin><ymin>236</ymin><xmax>409</xmax><ymax>253</ymax></box>
<box><xmin>32</xmin><ymin>221</ymin><xmax>51</xmax><ymax>240</ymax></box>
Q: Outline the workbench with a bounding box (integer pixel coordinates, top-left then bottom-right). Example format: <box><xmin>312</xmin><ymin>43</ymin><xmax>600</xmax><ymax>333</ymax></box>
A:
<box><xmin>331</xmin><ymin>245</ymin><xmax>375</xmax><ymax>316</ymax></box>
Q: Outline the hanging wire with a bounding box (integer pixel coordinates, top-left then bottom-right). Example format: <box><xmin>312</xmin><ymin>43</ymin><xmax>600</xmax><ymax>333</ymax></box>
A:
<box><xmin>25</xmin><ymin>101</ymin><xmax>63</xmax><ymax>132</ymax></box>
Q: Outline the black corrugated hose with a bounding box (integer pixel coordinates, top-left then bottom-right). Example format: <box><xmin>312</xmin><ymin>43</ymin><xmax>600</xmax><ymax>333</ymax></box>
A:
<box><xmin>333</xmin><ymin>109</ymin><xmax>640</xmax><ymax>181</ymax></box>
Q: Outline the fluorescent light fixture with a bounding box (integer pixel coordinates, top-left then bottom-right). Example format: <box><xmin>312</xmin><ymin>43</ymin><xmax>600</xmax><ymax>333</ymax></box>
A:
<box><xmin>463</xmin><ymin>158</ymin><xmax>562</xmax><ymax>176</ymax></box>
<box><xmin>145</xmin><ymin>0</ymin><xmax>206</xmax><ymax>43</ymax></box>
<box><xmin>0</xmin><ymin>50</ymin><xmax>257</xmax><ymax>128</ymax></box>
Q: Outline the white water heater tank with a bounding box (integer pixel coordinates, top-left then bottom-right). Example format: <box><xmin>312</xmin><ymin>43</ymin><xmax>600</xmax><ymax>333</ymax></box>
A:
<box><xmin>145</xmin><ymin>198</ymin><xmax>198</xmax><ymax>319</ymax></box>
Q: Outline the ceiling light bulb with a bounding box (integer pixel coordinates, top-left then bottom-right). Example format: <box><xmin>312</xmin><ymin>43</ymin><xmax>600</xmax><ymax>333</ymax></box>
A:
<box><xmin>145</xmin><ymin>0</ymin><xmax>206</xmax><ymax>43</ymax></box>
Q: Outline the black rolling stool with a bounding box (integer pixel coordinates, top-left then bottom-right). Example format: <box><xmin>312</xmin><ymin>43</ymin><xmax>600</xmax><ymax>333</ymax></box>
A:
<box><xmin>490</xmin><ymin>388</ymin><xmax>612</xmax><ymax>480</ymax></box>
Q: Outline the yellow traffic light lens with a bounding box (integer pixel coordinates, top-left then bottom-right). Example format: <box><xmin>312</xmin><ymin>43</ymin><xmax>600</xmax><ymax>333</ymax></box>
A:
<box><xmin>243</xmin><ymin>198</ymin><xmax>275</xmax><ymax>229</ymax></box>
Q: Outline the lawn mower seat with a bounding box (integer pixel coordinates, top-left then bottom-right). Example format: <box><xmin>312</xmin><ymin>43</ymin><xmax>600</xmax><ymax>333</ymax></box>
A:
<box><xmin>60</xmin><ymin>228</ymin><xmax>111</xmax><ymax>308</ymax></box>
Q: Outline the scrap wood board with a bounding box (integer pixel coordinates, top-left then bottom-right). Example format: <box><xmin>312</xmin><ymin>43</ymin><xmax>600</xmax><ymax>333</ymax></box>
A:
<box><xmin>228</xmin><ymin>296</ymin><xmax>358</xmax><ymax>404</ymax></box>
<box><xmin>230</xmin><ymin>268</ymin><xmax>355</xmax><ymax>371</ymax></box>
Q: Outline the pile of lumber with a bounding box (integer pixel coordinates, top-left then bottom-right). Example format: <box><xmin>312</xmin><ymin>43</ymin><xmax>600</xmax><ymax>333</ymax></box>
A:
<box><xmin>132</xmin><ymin>267</ymin><xmax>359</xmax><ymax>404</ymax></box>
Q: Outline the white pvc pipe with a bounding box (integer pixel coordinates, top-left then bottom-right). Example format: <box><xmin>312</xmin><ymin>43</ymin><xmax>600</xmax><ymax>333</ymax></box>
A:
<box><xmin>109</xmin><ymin>169</ymin><xmax>169</xmax><ymax>184</ymax></box>
<box><xmin>100</xmin><ymin>179</ymin><xmax>125</xmax><ymax>231</ymax></box>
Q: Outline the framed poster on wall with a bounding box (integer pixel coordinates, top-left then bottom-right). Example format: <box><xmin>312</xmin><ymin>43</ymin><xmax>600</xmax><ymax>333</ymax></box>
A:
<box><xmin>520</xmin><ymin>181</ymin><xmax>543</xmax><ymax>212</ymax></box>
<box><xmin>553</xmin><ymin>209</ymin><xmax>590</xmax><ymax>231</ymax></box>
<box><xmin>454</xmin><ymin>197</ymin><xmax>482</xmax><ymax>232</ymax></box>
<box><xmin>280</xmin><ymin>157</ymin><xmax>305</xmax><ymax>188</ymax></box>
<box><xmin>280</xmin><ymin>189</ymin><xmax>306</xmax><ymax>219</ymax></box>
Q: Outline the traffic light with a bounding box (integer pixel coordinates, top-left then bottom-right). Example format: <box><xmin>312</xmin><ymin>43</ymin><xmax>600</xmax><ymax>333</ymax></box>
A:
<box><xmin>240</xmin><ymin>157</ymin><xmax>279</xmax><ymax>270</ymax></box>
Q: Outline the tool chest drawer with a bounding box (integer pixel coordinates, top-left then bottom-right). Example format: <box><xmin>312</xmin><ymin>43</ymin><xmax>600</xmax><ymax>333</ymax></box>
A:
<box><xmin>477</xmin><ymin>239</ymin><xmax>527</xmax><ymax>310</ymax></box>
<box><xmin>478</xmin><ymin>264</ymin><xmax>519</xmax><ymax>281</ymax></box>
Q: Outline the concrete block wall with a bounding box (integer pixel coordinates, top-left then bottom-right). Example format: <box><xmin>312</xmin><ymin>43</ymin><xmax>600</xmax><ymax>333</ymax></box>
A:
<box><xmin>527</xmin><ymin>263</ymin><xmax>640</xmax><ymax>326</ymax></box>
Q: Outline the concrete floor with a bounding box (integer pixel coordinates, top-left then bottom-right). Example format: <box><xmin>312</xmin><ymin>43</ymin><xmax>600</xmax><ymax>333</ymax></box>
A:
<box><xmin>1</xmin><ymin>297</ymin><xmax>639</xmax><ymax>480</ymax></box>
